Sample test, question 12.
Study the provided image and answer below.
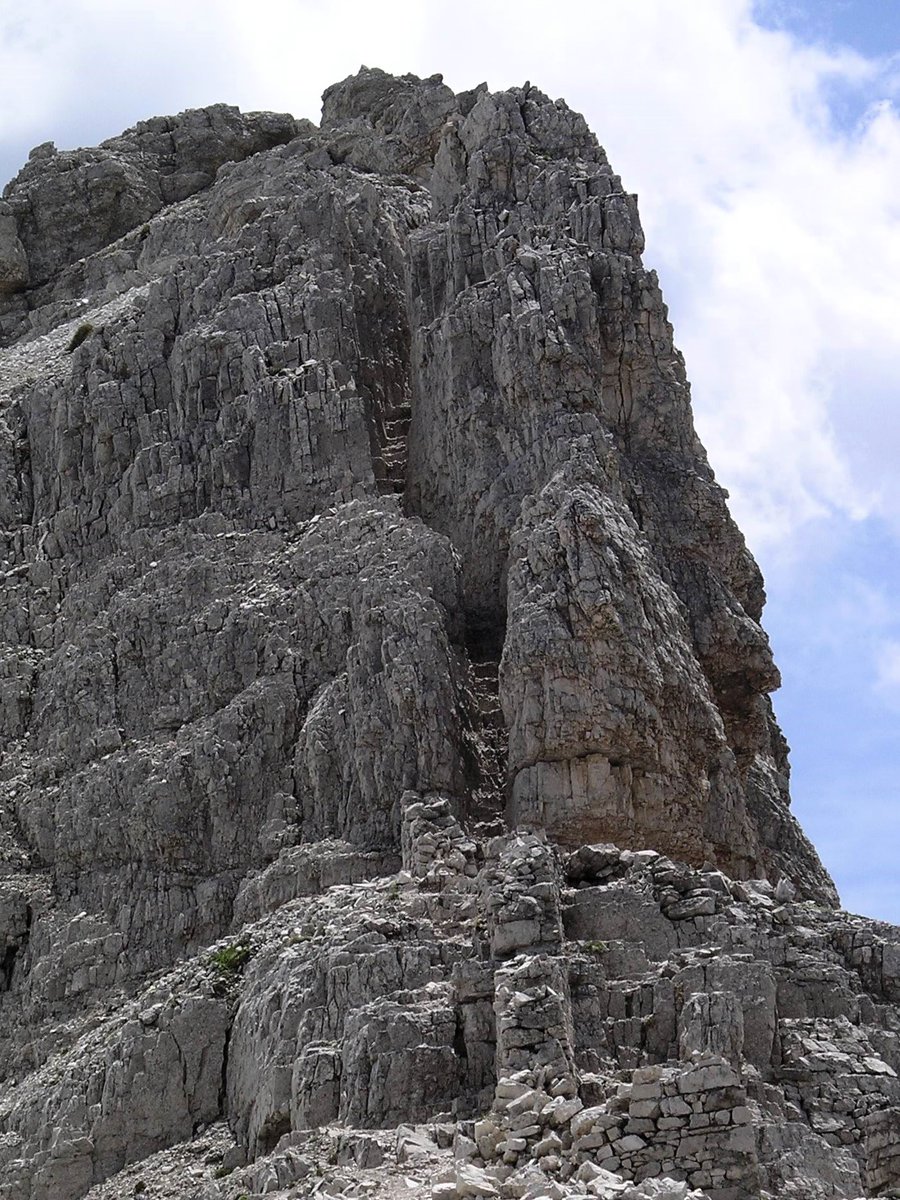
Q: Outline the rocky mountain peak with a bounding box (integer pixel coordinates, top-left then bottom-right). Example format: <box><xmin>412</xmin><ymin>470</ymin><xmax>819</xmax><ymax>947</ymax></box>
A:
<box><xmin>0</xmin><ymin>69</ymin><xmax>895</xmax><ymax>1200</ymax></box>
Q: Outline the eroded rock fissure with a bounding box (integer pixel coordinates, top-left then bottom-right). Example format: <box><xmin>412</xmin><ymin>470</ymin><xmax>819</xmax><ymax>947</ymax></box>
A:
<box><xmin>461</xmin><ymin>615</ymin><xmax>509</xmax><ymax>828</ymax></box>
<box><xmin>373</xmin><ymin>397</ymin><xmax>412</xmax><ymax>496</ymax></box>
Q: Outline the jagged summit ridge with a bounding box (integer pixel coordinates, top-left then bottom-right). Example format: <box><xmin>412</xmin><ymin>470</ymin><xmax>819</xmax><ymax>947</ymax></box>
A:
<box><xmin>0</xmin><ymin>68</ymin><xmax>894</xmax><ymax>1200</ymax></box>
<box><xmin>0</xmin><ymin>68</ymin><xmax>829</xmax><ymax>898</ymax></box>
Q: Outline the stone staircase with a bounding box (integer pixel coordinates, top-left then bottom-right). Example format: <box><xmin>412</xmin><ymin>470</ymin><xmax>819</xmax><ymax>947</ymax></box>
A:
<box><xmin>375</xmin><ymin>402</ymin><xmax>411</xmax><ymax>495</ymax></box>
<box><xmin>467</xmin><ymin>655</ymin><xmax>508</xmax><ymax>826</ymax></box>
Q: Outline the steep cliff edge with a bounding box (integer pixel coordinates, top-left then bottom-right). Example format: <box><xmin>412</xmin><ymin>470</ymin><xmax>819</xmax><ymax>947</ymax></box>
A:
<box><xmin>0</xmin><ymin>69</ymin><xmax>895</xmax><ymax>1200</ymax></box>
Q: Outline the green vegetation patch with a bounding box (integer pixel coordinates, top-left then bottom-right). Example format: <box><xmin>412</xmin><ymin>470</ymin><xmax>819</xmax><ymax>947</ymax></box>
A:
<box><xmin>66</xmin><ymin>322</ymin><xmax>94</xmax><ymax>352</ymax></box>
<box><xmin>584</xmin><ymin>940</ymin><xmax>608</xmax><ymax>956</ymax></box>
<box><xmin>210</xmin><ymin>942</ymin><xmax>252</xmax><ymax>973</ymax></box>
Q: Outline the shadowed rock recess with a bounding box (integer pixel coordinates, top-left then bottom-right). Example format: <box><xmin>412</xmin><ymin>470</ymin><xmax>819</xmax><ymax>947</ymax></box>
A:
<box><xmin>0</xmin><ymin>68</ymin><xmax>897</xmax><ymax>1200</ymax></box>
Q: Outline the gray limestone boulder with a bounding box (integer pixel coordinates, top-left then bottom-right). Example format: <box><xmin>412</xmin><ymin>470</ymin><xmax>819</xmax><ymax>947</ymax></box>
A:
<box><xmin>2</xmin><ymin>104</ymin><xmax>300</xmax><ymax>285</ymax></box>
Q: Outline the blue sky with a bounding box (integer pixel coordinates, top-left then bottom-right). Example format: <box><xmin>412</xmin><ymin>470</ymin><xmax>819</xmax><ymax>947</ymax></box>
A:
<box><xmin>757</xmin><ymin>0</ymin><xmax>900</xmax><ymax>58</ymax></box>
<box><xmin>756</xmin><ymin>1</ymin><xmax>900</xmax><ymax>129</ymax></box>
<box><xmin>1</xmin><ymin>0</ymin><xmax>898</xmax><ymax>921</ymax></box>
<box><xmin>766</xmin><ymin>514</ymin><xmax>900</xmax><ymax>920</ymax></box>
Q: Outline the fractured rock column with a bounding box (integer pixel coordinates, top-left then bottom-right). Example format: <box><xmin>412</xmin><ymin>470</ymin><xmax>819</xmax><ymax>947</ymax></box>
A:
<box><xmin>501</xmin><ymin>456</ymin><xmax>758</xmax><ymax>874</ymax></box>
<box><xmin>481</xmin><ymin>833</ymin><xmax>563</xmax><ymax>958</ymax></box>
<box><xmin>677</xmin><ymin>990</ymin><xmax>745</xmax><ymax>1067</ymax></box>
<box><xmin>494</xmin><ymin>954</ymin><xmax>576</xmax><ymax>1083</ymax></box>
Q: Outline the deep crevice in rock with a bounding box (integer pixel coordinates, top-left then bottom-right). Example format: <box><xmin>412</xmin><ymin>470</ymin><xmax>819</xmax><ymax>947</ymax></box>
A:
<box><xmin>460</xmin><ymin>615</ymin><xmax>509</xmax><ymax>830</ymax></box>
<box><xmin>372</xmin><ymin>397</ymin><xmax>411</xmax><ymax>496</ymax></box>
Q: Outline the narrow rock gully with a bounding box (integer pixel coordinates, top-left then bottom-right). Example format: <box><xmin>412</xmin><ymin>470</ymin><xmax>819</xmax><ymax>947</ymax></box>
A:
<box><xmin>463</xmin><ymin>620</ymin><xmax>508</xmax><ymax>828</ymax></box>
<box><xmin>374</xmin><ymin>399</ymin><xmax>412</xmax><ymax>496</ymax></box>
<box><xmin>371</xmin><ymin>385</ymin><xmax>509</xmax><ymax>828</ymax></box>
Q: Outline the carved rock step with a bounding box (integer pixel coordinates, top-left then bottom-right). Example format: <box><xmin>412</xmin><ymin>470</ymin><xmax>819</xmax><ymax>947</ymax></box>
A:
<box><xmin>467</xmin><ymin>657</ymin><xmax>508</xmax><ymax>823</ymax></box>
<box><xmin>375</xmin><ymin>404</ymin><xmax>412</xmax><ymax>494</ymax></box>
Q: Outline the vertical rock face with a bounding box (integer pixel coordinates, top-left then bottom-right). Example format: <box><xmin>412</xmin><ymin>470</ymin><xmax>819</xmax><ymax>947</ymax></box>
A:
<box><xmin>0</xmin><ymin>68</ymin><xmax>893</xmax><ymax>1200</ymax></box>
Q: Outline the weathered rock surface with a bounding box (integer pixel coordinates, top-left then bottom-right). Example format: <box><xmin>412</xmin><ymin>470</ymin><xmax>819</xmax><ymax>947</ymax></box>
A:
<box><xmin>0</xmin><ymin>67</ymin><xmax>893</xmax><ymax>1200</ymax></box>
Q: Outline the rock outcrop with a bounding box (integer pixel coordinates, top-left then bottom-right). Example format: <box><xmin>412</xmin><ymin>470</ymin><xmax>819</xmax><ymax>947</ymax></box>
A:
<box><xmin>0</xmin><ymin>68</ymin><xmax>893</xmax><ymax>1200</ymax></box>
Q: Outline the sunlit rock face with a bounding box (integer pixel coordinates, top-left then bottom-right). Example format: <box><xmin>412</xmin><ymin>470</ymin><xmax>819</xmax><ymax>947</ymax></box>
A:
<box><xmin>1</xmin><ymin>69</ymin><xmax>891</xmax><ymax>1200</ymax></box>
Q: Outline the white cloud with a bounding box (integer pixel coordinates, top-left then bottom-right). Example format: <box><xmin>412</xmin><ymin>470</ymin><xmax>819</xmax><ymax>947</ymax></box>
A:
<box><xmin>0</xmin><ymin>2</ymin><xmax>249</xmax><ymax>179</ymax></box>
<box><xmin>0</xmin><ymin>7</ymin><xmax>70</xmax><ymax>139</ymax></box>
<box><xmin>876</xmin><ymin>638</ymin><xmax>900</xmax><ymax>694</ymax></box>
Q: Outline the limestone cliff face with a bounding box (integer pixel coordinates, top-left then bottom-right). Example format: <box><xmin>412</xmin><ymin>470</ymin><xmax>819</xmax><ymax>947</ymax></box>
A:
<box><xmin>0</xmin><ymin>71</ymin><xmax>830</xmax><ymax>906</ymax></box>
<box><xmin>0</xmin><ymin>70</ymin><xmax>894</xmax><ymax>1200</ymax></box>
